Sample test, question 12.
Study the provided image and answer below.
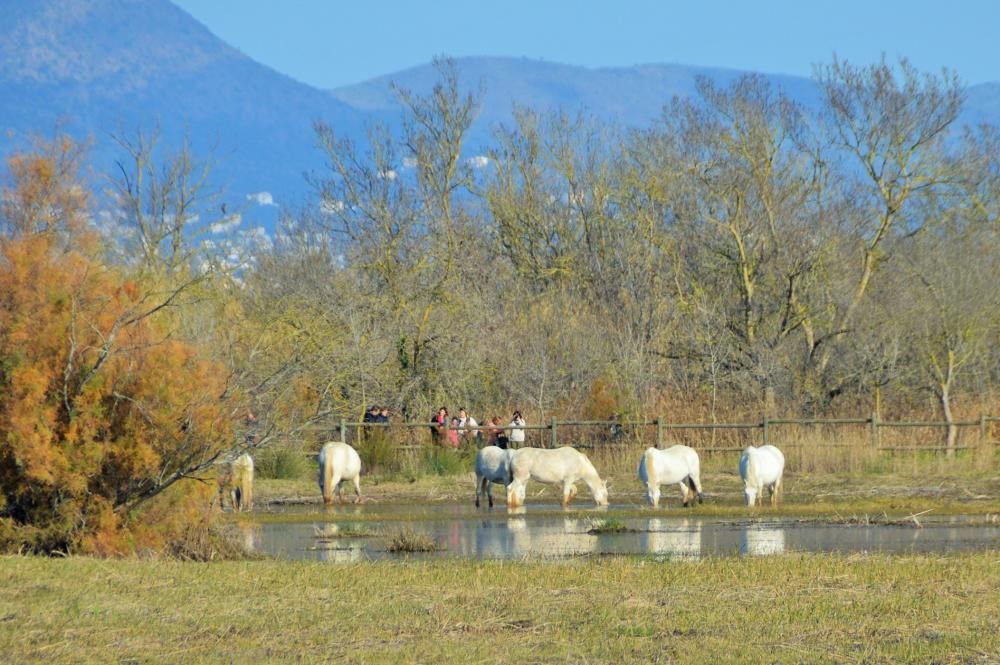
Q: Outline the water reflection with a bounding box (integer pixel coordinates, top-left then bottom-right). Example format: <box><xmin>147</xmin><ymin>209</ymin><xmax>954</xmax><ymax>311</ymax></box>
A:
<box><xmin>740</xmin><ymin>526</ymin><xmax>786</xmax><ymax>556</ymax></box>
<box><xmin>235</xmin><ymin>522</ymin><xmax>261</xmax><ymax>552</ymax></box>
<box><xmin>250</xmin><ymin>503</ymin><xmax>1000</xmax><ymax>562</ymax></box>
<box><xmin>314</xmin><ymin>541</ymin><xmax>366</xmax><ymax>563</ymax></box>
<box><xmin>641</xmin><ymin>518</ymin><xmax>702</xmax><ymax>558</ymax></box>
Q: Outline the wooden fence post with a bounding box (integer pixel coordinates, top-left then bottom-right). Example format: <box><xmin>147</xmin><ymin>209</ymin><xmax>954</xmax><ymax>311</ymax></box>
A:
<box><xmin>870</xmin><ymin>412</ymin><xmax>879</xmax><ymax>449</ymax></box>
<box><xmin>339</xmin><ymin>418</ymin><xmax>346</xmax><ymax>443</ymax></box>
<box><xmin>656</xmin><ymin>417</ymin><xmax>664</xmax><ymax>449</ymax></box>
<box><xmin>981</xmin><ymin>414</ymin><xmax>988</xmax><ymax>448</ymax></box>
<box><xmin>762</xmin><ymin>415</ymin><xmax>769</xmax><ymax>447</ymax></box>
<box><xmin>550</xmin><ymin>417</ymin><xmax>558</xmax><ymax>449</ymax></box>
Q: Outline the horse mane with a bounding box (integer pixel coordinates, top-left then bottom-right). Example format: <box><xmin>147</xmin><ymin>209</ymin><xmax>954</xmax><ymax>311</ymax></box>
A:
<box><xmin>322</xmin><ymin>443</ymin><xmax>336</xmax><ymax>505</ymax></box>
<box><xmin>741</xmin><ymin>447</ymin><xmax>759</xmax><ymax>487</ymax></box>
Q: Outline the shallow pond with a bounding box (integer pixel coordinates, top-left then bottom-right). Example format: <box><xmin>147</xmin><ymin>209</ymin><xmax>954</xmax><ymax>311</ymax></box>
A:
<box><xmin>237</xmin><ymin>501</ymin><xmax>1000</xmax><ymax>562</ymax></box>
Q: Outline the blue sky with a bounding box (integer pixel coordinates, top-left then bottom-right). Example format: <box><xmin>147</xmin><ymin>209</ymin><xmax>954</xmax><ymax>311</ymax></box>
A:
<box><xmin>173</xmin><ymin>0</ymin><xmax>1000</xmax><ymax>89</ymax></box>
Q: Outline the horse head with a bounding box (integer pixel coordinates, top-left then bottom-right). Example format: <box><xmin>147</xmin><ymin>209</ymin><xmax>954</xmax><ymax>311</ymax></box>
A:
<box><xmin>593</xmin><ymin>479</ymin><xmax>609</xmax><ymax>507</ymax></box>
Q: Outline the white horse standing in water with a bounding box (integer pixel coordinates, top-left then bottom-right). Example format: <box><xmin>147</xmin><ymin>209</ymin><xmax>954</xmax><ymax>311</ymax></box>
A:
<box><xmin>507</xmin><ymin>447</ymin><xmax>608</xmax><ymax>508</ymax></box>
<box><xmin>318</xmin><ymin>441</ymin><xmax>362</xmax><ymax>505</ymax></box>
<box><xmin>739</xmin><ymin>445</ymin><xmax>785</xmax><ymax>506</ymax></box>
<box><xmin>475</xmin><ymin>445</ymin><xmax>514</xmax><ymax>508</ymax></box>
<box><xmin>217</xmin><ymin>452</ymin><xmax>254</xmax><ymax>512</ymax></box>
<box><xmin>637</xmin><ymin>445</ymin><xmax>704</xmax><ymax>508</ymax></box>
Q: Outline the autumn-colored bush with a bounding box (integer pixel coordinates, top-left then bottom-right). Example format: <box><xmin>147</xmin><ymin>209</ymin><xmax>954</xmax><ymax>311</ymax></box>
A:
<box><xmin>0</xmin><ymin>147</ymin><xmax>234</xmax><ymax>555</ymax></box>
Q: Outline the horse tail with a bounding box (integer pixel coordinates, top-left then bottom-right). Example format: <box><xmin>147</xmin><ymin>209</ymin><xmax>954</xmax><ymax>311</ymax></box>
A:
<box><xmin>684</xmin><ymin>475</ymin><xmax>703</xmax><ymax>503</ymax></box>
<box><xmin>640</xmin><ymin>447</ymin><xmax>656</xmax><ymax>484</ymax></box>
<box><xmin>322</xmin><ymin>444</ymin><xmax>335</xmax><ymax>505</ymax></box>
<box><xmin>238</xmin><ymin>454</ymin><xmax>254</xmax><ymax>512</ymax></box>
<box><xmin>686</xmin><ymin>449</ymin><xmax>703</xmax><ymax>503</ymax></box>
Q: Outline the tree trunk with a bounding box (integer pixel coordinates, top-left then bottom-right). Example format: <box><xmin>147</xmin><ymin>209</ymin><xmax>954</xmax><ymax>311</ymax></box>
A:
<box><xmin>939</xmin><ymin>383</ymin><xmax>957</xmax><ymax>457</ymax></box>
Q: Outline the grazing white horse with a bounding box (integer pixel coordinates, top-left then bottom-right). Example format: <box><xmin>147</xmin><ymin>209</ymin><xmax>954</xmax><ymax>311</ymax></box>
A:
<box><xmin>217</xmin><ymin>452</ymin><xmax>254</xmax><ymax>512</ymax></box>
<box><xmin>739</xmin><ymin>445</ymin><xmax>785</xmax><ymax>506</ymax></box>
<box><xmin>474</xmin><ymin>445</ymin><xmax>514</xmax><ymax>508</ymax></box>
<box><xmin>637</xmin><ymin>445</ymin><xmax>704</xmax><ymax>508</ymax></box>
<box><xmin>318</xmin><ymin>441</ymin><xmax>362</xmax><ymax>505</ymax></box>
<box><xmin>506</xmin><ymin>447</ymin><xmax>609</xmax><ymax>508</ymax></box>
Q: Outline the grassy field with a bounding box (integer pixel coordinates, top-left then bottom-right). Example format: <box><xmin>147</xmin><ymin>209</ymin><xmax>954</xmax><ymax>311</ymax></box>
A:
<box><xmin>2</xmin><ymin>553</ymin><xmax>998</xmax><ymax>663</ymax></box>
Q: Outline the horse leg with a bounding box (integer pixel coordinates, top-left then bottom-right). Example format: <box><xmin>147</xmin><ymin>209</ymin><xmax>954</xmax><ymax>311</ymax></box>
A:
<box><xmin>486</xmin><ymin>478</ymin><xmax>494</xmax><ymax>508</ymax></box>
<box><xmin>563</xmin><ymin>483</ymin><xmax>579</xmax><ymax>507</ymax></box>
<box><xmin>475</xmin><ymin>474</ymin><xmax>482</xmax><ymax>508</ymax></box>
<box><xmin>679</xmin><ymin>482</ymin><xmax>690</xmax><ymax>507</ymax></box>
<box><xmin>688</xmin><ymin>474</ymin><xmax>704</xmax><ymax>504</ymax></box>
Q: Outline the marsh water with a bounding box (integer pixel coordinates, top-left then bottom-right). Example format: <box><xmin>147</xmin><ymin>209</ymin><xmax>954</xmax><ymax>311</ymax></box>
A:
<box><xmin>237</xmin><ymin>501</ymin><xmax>1000</xmax><ymax>562</ymax></box>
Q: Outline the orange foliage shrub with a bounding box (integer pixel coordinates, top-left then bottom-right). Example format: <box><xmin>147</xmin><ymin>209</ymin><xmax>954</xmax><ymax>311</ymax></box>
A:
<box><xmin>0</xmin><ymin>148</ymin><xmax>233</xmax><ymax>555</ymax></box>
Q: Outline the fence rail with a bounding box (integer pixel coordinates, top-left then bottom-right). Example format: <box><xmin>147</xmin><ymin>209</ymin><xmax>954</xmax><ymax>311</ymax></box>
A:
<box><xmin>294</xmin><ymin>413</ymin><xmax>998</xmax><ymax>454</ymax></box>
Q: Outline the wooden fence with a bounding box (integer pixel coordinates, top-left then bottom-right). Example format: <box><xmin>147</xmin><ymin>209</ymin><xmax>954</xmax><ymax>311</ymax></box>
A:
<box><xmin>299</xmin><ymin>414</ymin><xmax>999</xmax><ymax>454</ymax></box>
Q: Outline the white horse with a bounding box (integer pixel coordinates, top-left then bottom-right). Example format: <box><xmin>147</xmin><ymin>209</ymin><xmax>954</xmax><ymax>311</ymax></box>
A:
<box><xmin>318</xmin><ymin>441</ymin><xmax>362</xmax><ymax>505</ymax></box>
<box><xmin>739</xmin><ymin>445</ymin><xmax>785</xmax><ymax>506</ymax></box>
<box><xmin>474</xmin><ymin>445</ymin><xmax>514</xmax><ymax>508</ymax></box>
<box><xmin>506</xmin><ymin>447</ymin><xmax>609</xmax><ymax>508</ymax></box>
<box><xmin>637</xmin><ymin>445</ymin><xmax>703</xmax><ymax>508</ymax></box>
<box><xmin>217</xmin><ymin>452</ymin><xmax>254</xmax><ymax>512</ymax></box>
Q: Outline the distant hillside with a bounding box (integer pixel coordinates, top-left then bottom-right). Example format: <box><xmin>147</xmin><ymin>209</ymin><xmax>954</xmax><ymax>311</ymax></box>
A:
<box><xmin>2</xmin><ymin>1</ymin><xmax>999</xmax><ymax>223</ymax></box>
<box><xmin>330</xmin><ymin>56</ymin><xmax>824</xmax><ymax>147</ymax></box>
<box><xmin>331</xmin><ymin>56</ymin><xmax>1000</xmax><ymax>149</ymax></box>
<box><xmin>0</xmin><ymin>0</ymin><xmax>366</xmax><ymax>217</ymax></box>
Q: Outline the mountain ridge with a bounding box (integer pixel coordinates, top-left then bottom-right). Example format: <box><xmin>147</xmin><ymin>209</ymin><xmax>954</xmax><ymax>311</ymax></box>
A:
<box><xmin>2</xmin><ymin>0</ymin><xmax>998</xmax><ymax>218</ymax></box>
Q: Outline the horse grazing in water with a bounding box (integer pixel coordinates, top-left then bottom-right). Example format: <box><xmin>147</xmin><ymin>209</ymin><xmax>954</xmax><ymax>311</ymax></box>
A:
<box><xmin>637</xmin><ymin>445</ymin><xmax>703</xmax><ymax>508</ymax></box>
<box><xmin>739</xmin><ymin>445</ymin><xmax>785</xmax><ymax>506</ymax></box>
<box><xmin>318</xmin><ymin>441</ymin><xmax>362</xmax><ymax>505</ymax></box>
<box><xmin>217</xmin><ymin>452</ymin><xmax>255</xmax><ymax>512</ymax></box>
<box><xmin>506</xmin><ymin>447</ymin><xmax>608</xmax><ymax>508</ymax></box>
<box><xmin>475</xmin><ymin>445</ymin><xmax>514</xmax><ymax>508</ymax></box>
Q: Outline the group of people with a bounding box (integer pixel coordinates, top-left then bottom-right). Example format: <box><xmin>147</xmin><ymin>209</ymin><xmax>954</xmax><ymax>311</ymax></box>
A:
<box><xmin>430</xmin><ymin>407</ymin><xmax>527</xmax><ymax>450</ymax></box>
<box><xmin>362</xmin><ymin>405</ymin><xmax>391</xmax><ymax>424</ymax></box>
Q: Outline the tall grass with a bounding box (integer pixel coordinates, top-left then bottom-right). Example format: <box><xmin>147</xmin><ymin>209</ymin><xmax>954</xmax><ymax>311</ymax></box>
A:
<box><xmin>253</xmin><ymin>446</ymin><xmax>310</xmax><ymax>480</ymax></box>
<box><xmin>354</xmin><ymin>431</ymin><xmax>401</xmax><ymax>474</ymax></box>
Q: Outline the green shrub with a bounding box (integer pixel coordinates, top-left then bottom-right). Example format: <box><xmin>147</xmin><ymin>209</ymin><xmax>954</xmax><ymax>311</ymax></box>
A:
<box><xmin>254</xmin><ymin>446</ymin><xmax>310</xmax><ymax>480</ymax></box>
<box><xmin>420</xmin><ymin>446</ymin><xmax>469</xmax><ymax>476</ymax></box>
<box><xmin>355</xmin><ymin>431</ymin><xmax>401</xmax><ymax>474</ymax></box>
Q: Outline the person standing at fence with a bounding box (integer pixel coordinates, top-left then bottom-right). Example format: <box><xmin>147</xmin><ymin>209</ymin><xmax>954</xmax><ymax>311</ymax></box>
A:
<box><xmin>457</xmin><ymin>408</ymin><xmax>479</xmax><ymax>445</ymax></box>
<box><xmin>430</xmin><ymin>406</ymin><xmax>448</xmax><ymax>445</ymax></box>
<box><xmin>509</xmin><ymin>410</ymin><xmax>526</xmax><ymax>448</ymax></box>
<box><xmin>447</xmin><ymin>417</ymin><xmax>461</xmax><ymax>448</ymax></box>
<box><xmin>489</xmin><ymin>416</ymin><xmax>509</xmax><ymax>449</ymax></box>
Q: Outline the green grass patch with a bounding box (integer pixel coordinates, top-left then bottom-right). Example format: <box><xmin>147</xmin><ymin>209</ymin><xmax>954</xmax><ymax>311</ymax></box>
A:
<box><xmin>2</xmin><ymin>553</ymin><xmax>998</xmax><ymax>663</ymax></box>
<box><xmin>384</xmin><ymin>527</ymin><xmax>439</xmax><ymax>553</ymax></box>
<box><xmin>586</xmin><ymin>517</ymin><xmax>632</xmax><ymax>533</ymax></box>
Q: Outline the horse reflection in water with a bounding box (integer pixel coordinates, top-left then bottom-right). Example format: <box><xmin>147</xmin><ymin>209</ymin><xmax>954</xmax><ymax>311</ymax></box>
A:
<box><xmin>311</xmin><ymin>522</ymin><xmax>368</xmax><ymax>562</ymax></box>
<box><xmin>640</xmin><ymin>518</ymin><xmax>702</xmax><ymax>558</ymax></box>
<box><xmin>740</xmin><ymin>526</ymin><xmax>786</xmax><ymax>556</ymax></box>
<box><xmin>474</xmin><ymin>513</ymin><xmax>598</xmax><ymax>557</ymax></box>
<box><xmin>234</xmin><ymin>521</ymin><xmax>261</xmax><ymax>553</ymax></box>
